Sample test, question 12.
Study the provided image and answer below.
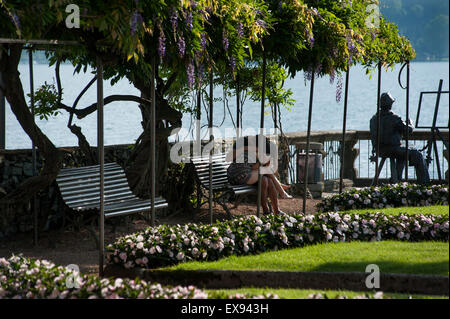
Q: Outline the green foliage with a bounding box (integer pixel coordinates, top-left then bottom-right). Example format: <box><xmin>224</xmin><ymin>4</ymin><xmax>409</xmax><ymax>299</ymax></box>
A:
<box><xmin>381</xmin><ymin>0</ymin><xmax>449</xmax><ymax>60</ymax></box>
<box><xmin>27</xmin><ymin>81</ymin><xmax>62</xmax><ymax>120</ymax></box>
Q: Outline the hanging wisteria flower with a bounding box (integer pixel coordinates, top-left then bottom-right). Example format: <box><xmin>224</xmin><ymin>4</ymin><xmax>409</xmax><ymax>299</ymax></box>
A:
<box><xmin>10</xmin><ymin>13</ymin><xmax>20</xmax><ymax>29</ymax></box>
<box><xmin>186</xmin><ymin>61</ymin><xmax>195</xmax><ymax>88</ymax></box>
<box><xmin>185</xmin><ymin>11</ymin><xmax>193</xmax><ymax>31</ymax></box>
<box><xmin>178</xmin><ymin>35</ymin><xmax>186</xmax><ymax>58</ymax></box>
<box><xmin>336</xmin><ymin>74</ymin><xmax>343</xmax><ymax>102</ymax></box>
<box><xmin>306</xmin><ymin>30</ymin><xmax>315</xmax><ymax>47</ymax></box>
<box><xmin>229</xmin><ymin>56</ymin><xmax>236</xmax><ymax>72</ymax></box>
<box><xmin>315</xmin><ymin>63</ymin><xmax>322</xmax><ymax>77</ymax></box>
<box><xmin>197</xmin><ymin>63</ymin><xmax>205</xmax><ymax>83</ymax></box>
<box><xmin>256</xmin><ymin>19</ymin><xmax>267</xmax><ymax>30</ymax></box>
<box><xmin>346</xmin><ymin>34</ymin><xmax>358</xmax><ymax>57</ymax></box>
<box><xmin>158</xmin><ymin>32</ymin><xmax>166</xmax><ymax>59</ymax></box>
<box><xmin>304</xmin><ymin>66</ymin><xmax>313</xmax><ymax>82</ymax></box>
<box><xmin>130</xmin><ymin>11</ymin><xmax>143</xmax><ymax>35</ymax></box>
<box><xmin>236</xmin><ymin>22</ymin><xmax>244</xmax><ymax>38</ymax></box>
<box><xmin>170</xmin><ymin>8</ymin><xmax>178</xmax><ymax>31</ymax></box>
<box><xmin>370</xmin><ymin>29</ymin><xmax>377</xmax><ymax>40</ymax></box>
<box><xmin>329</xmin><ymin>69</ymin><xmax>336</xmax><ymax>85</ymax></box>
<box><xmin>222</xmin><ymin>32</ymin><xmax>229</xmax><ymax>51</ymax></box>
<box><xmin>200</xmin><ymin>33</ymin><xmax>207</xmax><ymax>51</ymax></box>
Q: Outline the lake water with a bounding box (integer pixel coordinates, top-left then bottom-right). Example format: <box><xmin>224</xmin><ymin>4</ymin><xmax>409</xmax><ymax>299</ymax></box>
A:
<box><xmin>4</xmin><ymin>61</ymin><xmax>448</xmax><ymax>149</ymax></box>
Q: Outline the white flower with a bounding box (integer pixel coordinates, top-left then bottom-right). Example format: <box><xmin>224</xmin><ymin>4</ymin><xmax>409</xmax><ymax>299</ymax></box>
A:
<box><xmin>136</xmin><ymin>235</ymin><xmax>144</xmax><ymax>242</ymax></box>
<box><xmin>136</xmin><ymin>242</ymin><xmax>144</xmax><ymax>250</ymax></box>
<box><xmin>176</xmin><ymin>252</ymin><xmax>184</xmax><ymax>261</ymax></box>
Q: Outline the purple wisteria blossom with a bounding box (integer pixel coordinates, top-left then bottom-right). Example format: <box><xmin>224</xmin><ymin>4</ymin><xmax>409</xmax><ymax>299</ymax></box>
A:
<box><xmin>304</xmin><ymin>67</ymin><xmax>313</xmax><ymax>82</ymax></box>
<box><xmin>187</xmin><ymin>61</ymin><xmax>195</xmax><ymax>89</ymax></box>
<box><xmin>170</xmin><ymin>9</ymin><xmax>178</xmax><ymax>31</ymax></box>
<box><xmin>329</xmin><ymin>69</ymin><xmax>336</xmax><ymax>85</ymax></box>
<box><xmin>346</xmin><ymin>34</ymin><xmax>358</xmax><ymax>55</ymax></box>
<box><xmin>305</xmin><ymin>30</ymin><xmax>314</xmax><ymax>47</ymax></box>
<box><xmin>315</xmin><ymin>63</ymin><xmax>322</xmax><ymax>76</ymax></box>
<box><xmin>197</xmin><ymin>63</ymin><xmax>205</xmax><ymax>83</ymax></box>
<box><xmin>158</xmin><ymin>32</ymin><xmax>166</xmax><ymax>58</ymax></box>
<box><xmin>256</xmin><ymin>19</ymin><xmax>267</xmax><ymax>30</ymax></box>
<box><xmin>201</xmin><ymin>33</ymin><xmax>207</xmax><ymax>50</ymax></box>
<box><xmin>130</xmin><ymin>11</ymin><xmax>143</xmax><ymax>35</ymax></box>
<box><xmin>10</xmin><ymin>13</ymin><xmax>20</xmax><ymax>29</ymax></box>
<box><xmin>185</xmin><ymin>11</ymin><xmax>193</xmax><ymax>31</ymax></box>
<box><xmin>223</xmin><ymin>32</ymin><xmax>229</xmax><ymax>51</ymax></box>
<box><xmin>336</xmin><ymin>75</ymin><xmax>343</xmax><ymax>102</ymax></box>
<box><xmin>178</xmin><ymin>35</ymin><xmax>185</xmax><ymax>57</ymax></box>
<box><xmin>236</xmin><ymin>22</ymin><xmax>244</xmax><ymax>38</ymax></box>
<box><xmin>370</xmin><ymin>29</ymin><xmax>376</xmax><ymax>40</ymax></box>
<box><xmin>229</xmin><ymin>56</ymin><xmax>236</xmax><ymax>72</ymax></box>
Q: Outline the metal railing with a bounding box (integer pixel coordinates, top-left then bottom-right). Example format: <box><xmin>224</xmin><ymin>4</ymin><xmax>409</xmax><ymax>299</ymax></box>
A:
<box><xmin>281</xmin><ymin>130</ymin><xmax>449</xmax><ymax>186</ymax></box>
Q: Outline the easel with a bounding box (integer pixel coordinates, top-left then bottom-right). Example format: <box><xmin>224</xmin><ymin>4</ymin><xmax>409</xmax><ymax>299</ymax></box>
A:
<box><xmin>416</xmin><ymin>79</ymin><xmax>449</xmax><ymax>180</ymax></box>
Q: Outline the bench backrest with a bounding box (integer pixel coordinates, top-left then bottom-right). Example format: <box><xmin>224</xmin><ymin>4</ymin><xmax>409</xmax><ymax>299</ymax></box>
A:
<box><xmin>190</xmin><ymin>153</ymin><xmax>231</xmax><ymax>190</ymax></box>
<box><xmin>56</xmin><ymin>162</ymin><xmax>138</xmax><ymax>211</ymax></box>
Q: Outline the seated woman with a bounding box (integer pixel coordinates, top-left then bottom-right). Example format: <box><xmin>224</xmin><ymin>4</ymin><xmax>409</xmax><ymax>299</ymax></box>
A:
<box><xmin>226</xmin><ymin>135</ymin><xmax>292</xmax><ymax>215</ymax></box>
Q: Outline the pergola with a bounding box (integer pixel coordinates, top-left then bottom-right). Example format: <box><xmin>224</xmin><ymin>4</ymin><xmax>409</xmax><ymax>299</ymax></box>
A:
<box><xmin>0</xmin><ymin>36</ymin><xmax>414</xmax><ymax>276</ymax></box>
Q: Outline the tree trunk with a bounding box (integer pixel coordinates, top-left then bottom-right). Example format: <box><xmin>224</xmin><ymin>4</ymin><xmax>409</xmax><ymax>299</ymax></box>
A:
<box><xmin>0</xmin><ymin>44</ymin><xmax>62</xmax><ymax>205</ymax></box>
<box><xmin>125</xmin><ymin>88</ymin><xmax>181</xmax><ymax>199</ymax></box>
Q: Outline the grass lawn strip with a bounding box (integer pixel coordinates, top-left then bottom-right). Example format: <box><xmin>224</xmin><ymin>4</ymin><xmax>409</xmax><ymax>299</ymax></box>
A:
<box><xmin>167</xmin><ymin>241</ymin><xmax>449</xmax><ymax>276</ymax></box>
<box><xmin>206</xmin><ymin>288</ymin><xmax>449</xmax><ymax>299</ymax></box>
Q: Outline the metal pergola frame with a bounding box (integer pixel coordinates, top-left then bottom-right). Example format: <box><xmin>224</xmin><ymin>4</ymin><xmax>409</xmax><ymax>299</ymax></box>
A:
<box><xmin>0</xmin><ymin>38</ymin><xmax>158</xmax><ymax>277</ymax></box>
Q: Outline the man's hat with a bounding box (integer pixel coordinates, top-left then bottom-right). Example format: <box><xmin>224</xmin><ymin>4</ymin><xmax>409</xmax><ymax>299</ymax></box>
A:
<box><xmin>380</xmin><ymin>92</ymin><xmax>395</xmax><ymax>109</ymax></box>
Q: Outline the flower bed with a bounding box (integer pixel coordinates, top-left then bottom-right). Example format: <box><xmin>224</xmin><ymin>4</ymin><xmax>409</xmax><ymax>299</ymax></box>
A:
<box><xmin>317</xmin><ymin>183</ymin><xmax>449</xmax><ymax>212</ymax></box>
<box><xmin>106</xmin><ymin>211</ymin><xmax>449</xmax><ymax>270</ymax></box>
<box><xmin>0</xmin><ymin>255</ymin><xmax>276</xmax><ymax>299</ymax></box>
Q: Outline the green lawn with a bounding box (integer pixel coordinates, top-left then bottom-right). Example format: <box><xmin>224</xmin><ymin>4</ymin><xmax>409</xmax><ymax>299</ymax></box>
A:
<box><xmin>343</xmin><ymin>205</ymin><xmax>449</xmax><ymax>216</ymax></box>
<box><xmin>167</xmin><ymin>241</ymin><xmax>449</xmax><ymax>276</ymax></box>
<box><xmin>207</xmin><ymin>288</ymin><xmax>448</xmax><ymax>299</ymax></box>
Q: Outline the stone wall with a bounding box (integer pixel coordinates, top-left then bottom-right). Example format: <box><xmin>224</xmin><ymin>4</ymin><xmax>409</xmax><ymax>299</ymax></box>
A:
<box><xmin>0</xmin><ymin>145</ymin><xmax>134</xmax><ymax>241</ymax></box>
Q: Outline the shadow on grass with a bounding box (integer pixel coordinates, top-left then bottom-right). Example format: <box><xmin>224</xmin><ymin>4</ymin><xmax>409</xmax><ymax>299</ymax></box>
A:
<box><xmin>310</xmin><ymin>260</ymin><xmax>449</xmax><ymax>276</ymax></box>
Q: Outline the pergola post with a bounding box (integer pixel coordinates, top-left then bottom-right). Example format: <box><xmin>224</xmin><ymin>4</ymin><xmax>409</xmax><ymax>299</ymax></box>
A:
<box><xmin>302</xmin><ymin>71</ymin><xmax>315</xmax><ymax>214</ymax></box>
<box><xmin>97</xmin><ymin>56</ymin><xmax>105</xmax><ymax>277</ymax></box>
<box><xmin>236</xmin><ymin>72</ymin><xmax>240</xmax><ymax>139</ymax></box>
<box><xmin>405</xmin><ymin>61</ymin><xmax>410</xmax><ymax>181</ymax></box>
<box><xmin>208</xmin><ymin>70</ymin><xmax>214</xmax><ymax>224</ymax></box>
<box><xmin>28</xmin><ymin>49</ymin><xmax>38</xmax><ymax>246</ymax></box>
<box><xmin>150</xmin><ymin>57</ymin><xmax>156</xmax><ymax>226</ymax></box>
<box><xmin>0</xmin><ymin>71</ymin><xmax>5</xmax><ymax>150</ymax></box>
<box><xmin>257</xmin><ymin>52</ymin><xmax>267</xmax><ymax>217</ymax></box>
<box><xmin>374</xmin><ymin>62</ymin><xmax>382</xmax><ymax>186</ymax></box>
<box><xmin>339</xmin><ymin>68</ymin><xmax>350</xmax><ymax>193</ymax></box>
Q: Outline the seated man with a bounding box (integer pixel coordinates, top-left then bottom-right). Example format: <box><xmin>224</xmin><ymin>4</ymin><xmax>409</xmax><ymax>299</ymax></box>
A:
<box><xmin>370</xmin><ymin>92</ymin><xmax>430</xmax><ymax>184</ymax></box>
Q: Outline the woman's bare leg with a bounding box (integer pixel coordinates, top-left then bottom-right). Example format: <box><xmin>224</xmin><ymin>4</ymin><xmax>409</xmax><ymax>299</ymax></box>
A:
<box><xmin>260</xmin><ymin>176</ymin><xmax>270</xmax><ymax>213</ymax></box>
<box><xmin>266</xmin><ymin>174</ymin><xmax>292</xmax><ymax>199</ymax></box>
<box><xmin>246</xmin><ymin>170</ymin><xmax>270</xmax><ymax>213</ymax></box>
<box><xmin>267</xmin><ymin>178</ymin><xmax>280</xmax><ymax>213</ymax></box>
